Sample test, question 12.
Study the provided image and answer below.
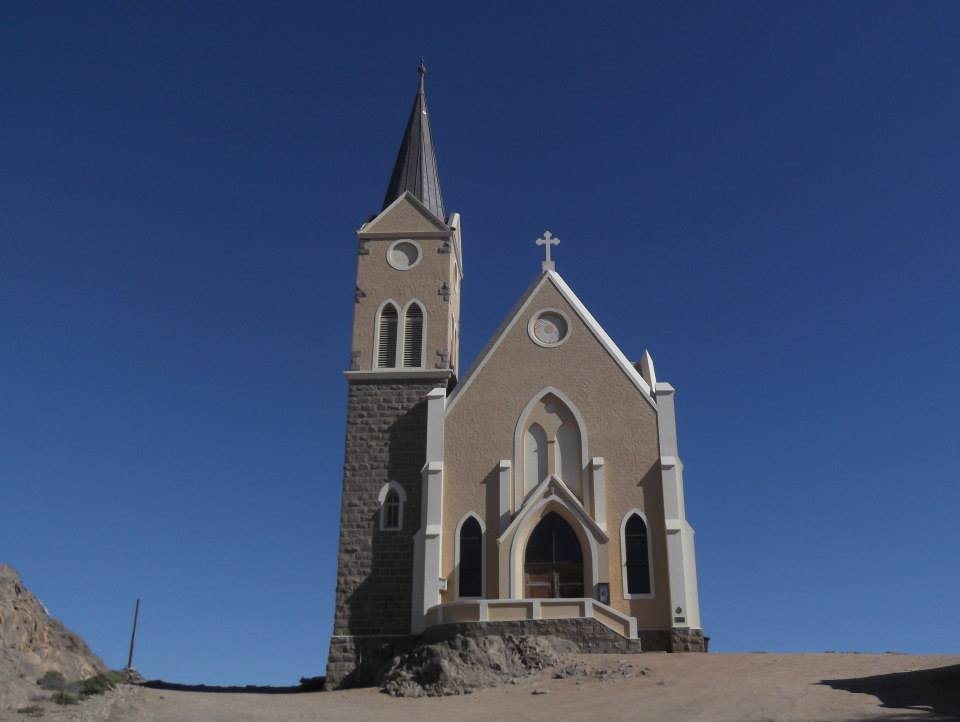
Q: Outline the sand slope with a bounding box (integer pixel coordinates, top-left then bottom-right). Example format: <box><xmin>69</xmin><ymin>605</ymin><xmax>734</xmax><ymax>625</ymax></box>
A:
<box><xmin>6</xmin><ymin>652</ymin><xmax>957</xmax><ymax>722</ymax></box>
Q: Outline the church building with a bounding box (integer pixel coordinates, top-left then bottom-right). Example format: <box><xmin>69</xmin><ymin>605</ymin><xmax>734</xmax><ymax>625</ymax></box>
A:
<box><xmin>326</xmin><ymin>66</ymin><xmax>705</xmax><ymax>687</ymax></box>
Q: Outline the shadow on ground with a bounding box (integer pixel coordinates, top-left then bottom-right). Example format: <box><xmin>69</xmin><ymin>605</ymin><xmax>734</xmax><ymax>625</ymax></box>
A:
<box><xmin>140</xmin><ymin>676</ymin><xmax>325</xmax><ymax>694</ymax></box>
<box><xmin>821</xmin><ymin>664</ymin><xmax>960</xmax><ymax>721</ymax></box>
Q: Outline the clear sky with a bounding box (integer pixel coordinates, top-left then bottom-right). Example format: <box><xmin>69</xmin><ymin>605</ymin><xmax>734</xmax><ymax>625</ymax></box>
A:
<box><xmin>2</xmin><ymin>2</ymin><xmax>958</xmax><ymax>686</ymax></box>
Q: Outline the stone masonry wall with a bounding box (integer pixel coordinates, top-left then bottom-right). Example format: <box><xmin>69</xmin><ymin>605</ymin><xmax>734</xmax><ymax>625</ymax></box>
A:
<box><xmin>422</xmin><ymin>619</ymin><xmax>644</xmax><ymax>654</ymax></box>
<box><xmin>325</xmin><ymin>379</ymin><xmax>446</xmax><ymax>687</ymax></box>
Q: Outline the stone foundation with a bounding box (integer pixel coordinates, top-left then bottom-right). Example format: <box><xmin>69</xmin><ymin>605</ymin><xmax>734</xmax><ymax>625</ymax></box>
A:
<box><xmin>325</xmin><ymin>634</ymin><xmax>419</xmax><ymax>689</ymax></box>
<box><xmin>423</xmin><ymin>618</ymin><xmax>644</xmax><ymax>653</ymax></box>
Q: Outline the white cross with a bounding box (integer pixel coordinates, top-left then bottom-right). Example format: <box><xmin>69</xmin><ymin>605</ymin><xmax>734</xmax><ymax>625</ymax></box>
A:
<box><xmin>536</xmin><ymin>230</ymin><xmax>560</xmax><ymax>272</ymax></box>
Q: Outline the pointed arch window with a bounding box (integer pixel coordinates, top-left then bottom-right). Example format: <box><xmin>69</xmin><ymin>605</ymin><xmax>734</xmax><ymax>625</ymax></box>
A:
<box><xmin>378</xmin><ymin>481</ymin><xmax>406</xmax><ymax>531</ymax></box>
<box><xmin>457</xmin><ymin>514</ymin><xmax>484</xmax><ymax>598</ymax></box>
<box><xmin>376</xmin><ymin>304</ymin><xmax>399</xmax><ymax>368</ymax></box>
<box><xmin>524</xmin><ymin>423</ymin><xmax>548</xmax><ymax>495</ymax></box>
<box><xmin>402</xmin><ymin>303</ymin><xmax>424</xmax><ymax>368</ymax></box>
<box><xmin>516</xmin><ymin>390</ymin><xmax>586</xmax><ymax>503</ymax></box>
<box><xmin>622</xmin><ymin>512</ymin><xmax>652</xmax><ymax>596</ymax></box>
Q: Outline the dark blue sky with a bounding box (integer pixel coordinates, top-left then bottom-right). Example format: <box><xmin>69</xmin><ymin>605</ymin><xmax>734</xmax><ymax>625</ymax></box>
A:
<box><xmin>2</xmin><ymin>2</ymin><xmax>958</xmax><ymax>684</ymax></box>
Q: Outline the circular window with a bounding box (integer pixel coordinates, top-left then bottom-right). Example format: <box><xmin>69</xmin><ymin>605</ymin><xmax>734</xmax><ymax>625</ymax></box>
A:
<box><xmin>386</xmin><ymin>240</ymin><xmax>422</xmax><ymax>270</ymax></box>
<box><xmin>528</xmin><ymin>309</ymin><xmax>570</xmax><ymax>347</ymax></box>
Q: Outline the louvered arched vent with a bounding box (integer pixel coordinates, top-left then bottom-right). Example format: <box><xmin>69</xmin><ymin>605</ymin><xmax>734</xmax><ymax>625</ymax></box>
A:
<box><xmin>402</xmin><ymin>304</ymin><xmax>424</xmax><ymax>368</ymax></box>
<box><xmin>377</xmin><ymin>304</ymin><xmax>399</xmax><ymax>368</ymax></box>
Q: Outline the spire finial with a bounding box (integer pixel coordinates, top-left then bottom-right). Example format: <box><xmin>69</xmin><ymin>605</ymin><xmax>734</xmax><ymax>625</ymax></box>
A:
<box><xmin>380</xmin><ymin>60</ymin><xmax>445</xmax><ymax>219</ymax></box>
<box><xmin>535</xmin><ymin>230</ymin><xmax>560</xmax><ymax>272</ymax></box>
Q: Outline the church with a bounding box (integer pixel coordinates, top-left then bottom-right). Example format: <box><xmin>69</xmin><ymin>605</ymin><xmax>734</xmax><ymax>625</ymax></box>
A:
<box><xmin>325</xmin><ymin>66</ymin><xmax>705</xmax><ymax>688</ymax></box>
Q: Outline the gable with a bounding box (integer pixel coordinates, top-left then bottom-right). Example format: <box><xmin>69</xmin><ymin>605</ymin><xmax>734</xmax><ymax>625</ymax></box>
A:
<box><xmin>447</xmin><ymin>271</ymin><xmax>655</xmax><ymax>415</ymax></box>
<box><xmin>358</xmin><ymin>191</ymin><xmax>450</xmax><ymax>237</ymax></box>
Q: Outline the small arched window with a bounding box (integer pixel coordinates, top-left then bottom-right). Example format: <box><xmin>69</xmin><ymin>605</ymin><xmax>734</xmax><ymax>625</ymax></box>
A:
<box><xmin>383</xmin><ymin>491</ymin><xmax>401</xmax><ymax>530</ymax></box>
<box><xmin>624</xmin><ymin>513</ymin><xmax>651</xmax><ymax>595</ymax></box>
<box><xmin>378</xmin><ymin>481</ymin><xmax>406</xmax><ymax>531</ymax></box>
<box><xmin>402</xmin><ymin>303</ymin><xmax>424</xmax><ymax>368</ymax></box>
<box><xmin>376</xmin><ymin>304</ymin><xmax>399</xmax><ymax>368</ymax></box>
<box><xmin>458</xmin><ymin>516</ymin><xmax>483</xmax><ymax>598</ymax></box>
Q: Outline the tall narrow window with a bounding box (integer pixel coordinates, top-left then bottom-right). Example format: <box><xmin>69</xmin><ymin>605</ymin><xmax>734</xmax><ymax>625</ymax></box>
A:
<box><xmin>624</xmin><ymin>513</ymin><xmax>651</xmax><ymax>595</ymax></box>
<box><xmin>402</xmin><ymin>303</ymin><xmax>424</xmax><ymax>368</ymax></box>
<box><xmin>524</xmin><ymin>423</ymin><xmax>548</xmax><ymax>495</ymax></box>
<box><xmin>458</xmin><ymin>516</ymin><xmax>483</xmax><ymax>598</ymax></box>
<box><xmin>377</xmin><ymin>304</ymin><xmax>398</xmax><ymax>368</ymax></box>
<box><xmin>383</xmin><ymin>490</ymin><xmax>401</xmax><ymax>530</ymax></box>
<box><xmin>556</xmin><ymin>419</ymin><xmax>582</xmax><ymax>498</ymax></box>
<box><xmin>378</xmin><ymin>481</ymin><xmax>406</xmax><ymax>531</ymax></box>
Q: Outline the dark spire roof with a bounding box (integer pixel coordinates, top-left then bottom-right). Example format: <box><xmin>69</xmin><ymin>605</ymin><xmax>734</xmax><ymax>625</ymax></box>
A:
<box><xmin>382</xmin><ymin>62</ymin><xmax>445</xmax><ymax>220</ymax></box>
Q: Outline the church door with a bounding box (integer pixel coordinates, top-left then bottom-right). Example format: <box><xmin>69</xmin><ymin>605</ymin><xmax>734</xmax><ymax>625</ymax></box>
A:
<box><xmin>524</xmin><ymin>512</ymin><xmax>585</xmax><ymax>598</ymax></box>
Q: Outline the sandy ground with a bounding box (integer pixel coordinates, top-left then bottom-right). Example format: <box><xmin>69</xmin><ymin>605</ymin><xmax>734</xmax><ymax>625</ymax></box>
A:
<box><xmin>4</xmin><ymin>653</ymin><xmax>959</xmax><ymax>722</ymax></box>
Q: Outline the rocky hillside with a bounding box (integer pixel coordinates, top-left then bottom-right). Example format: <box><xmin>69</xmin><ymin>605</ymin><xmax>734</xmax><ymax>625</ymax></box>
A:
<box><xmin>0</xmin><ymin>564</ymin><xmax>106</xmax><ymax>710</ymax></box>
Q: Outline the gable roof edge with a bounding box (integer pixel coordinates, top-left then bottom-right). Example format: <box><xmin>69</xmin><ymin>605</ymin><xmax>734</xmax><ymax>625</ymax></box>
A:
<box><xmin>357</xmin><ymin>191</ymin><xmax>450</xmax><ymax>237</ymax></box>
<box><xmin>446</xmin><ymin>272</ymin><xmax>551</xmax><ymax>414</ymax></box>
<box><xmin>447</xmin><ymin>271</ymin><xmax>655</xmax><ymax>415</ymax></box>
<box><xmin>546</xmin><ymin>272</ymin><xmax>655</xmax><ymax>405</ymax></box>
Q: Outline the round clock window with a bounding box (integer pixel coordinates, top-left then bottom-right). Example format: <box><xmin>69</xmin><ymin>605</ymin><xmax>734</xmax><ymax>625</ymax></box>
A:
<box><xmin>386</xmin><ymin>240</ymin><xmax>422</xmax><ymax>270</ymax></box>
<box><xmin>529</xmin><ymin>309</ymin><xmax>570</xmax><ymax>347</ymax></box>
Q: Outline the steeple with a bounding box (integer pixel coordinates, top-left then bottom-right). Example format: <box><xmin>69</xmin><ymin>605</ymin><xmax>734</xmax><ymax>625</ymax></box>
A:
<box><xmin>382</xmin><ymin>62</ymin><xmax>445</xmax><ymax>220</ymax></box>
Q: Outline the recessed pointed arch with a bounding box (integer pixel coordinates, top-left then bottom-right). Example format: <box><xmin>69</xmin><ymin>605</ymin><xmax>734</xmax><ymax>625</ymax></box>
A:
<box><xmin>513</xmin><ymin>387</ymin><xmax>590</xmax><ymax>511</ymax></box>
<box><xmin>454</xmin><ymin>511</ymin><xmax>485</xmax><ymax>599</ymax></box>
<box><xmin>378</xmin><ymin>480</ymin><xmax>407</xmax><ymax>531</ymax></box>
<box><xmin>507</xmin><ymin>490</ymin><xmax>600</xmax><ymax>599</ymax></box>
<box><xmin>373</xmin><ymin>299</ymin><xmax>400</xmax><ymax>369</ymax></box>
<box><xmin>620</xmin><ymin>509</ymin><xmax>655</xmax><ymax>599</ymax></box>
<box><xmin>401</xmin><ymin>299</ymin><xmax>426</xmax><ymax>368</ymax></box>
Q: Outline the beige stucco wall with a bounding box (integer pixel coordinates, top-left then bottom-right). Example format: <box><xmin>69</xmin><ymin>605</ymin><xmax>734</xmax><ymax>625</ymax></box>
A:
<box><xmin>350</xmin><ymin>196</ymin><xmax>461</xmax><ymax>372</ymax></box>
<box><xmin>441</xmin><ymin>276</ymin><xmax>671</xmax><ymax>629</ymax></box>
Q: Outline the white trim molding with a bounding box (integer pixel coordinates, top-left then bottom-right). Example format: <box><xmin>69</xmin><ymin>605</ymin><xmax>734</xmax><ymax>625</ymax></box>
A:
<box><xmin>412</xmin><ymin>387</ymin><xmax>447</xmax><ymax>633</ymax></box>
<box><xmin>377</xmin><ymin>481</ymin><xmax>407</xmax><ymax>531</ymax></box>
<box><xmin>619</xmin><ymin>508</ymin><xmax>655</xmax><ymax>600</ymax></box>
<box><xmin>497</xmin><ymin>460</ymin><xmax>512</xmax><ymax>533</ymax></box>
<box><xmin>654</xmin><ymin>380</ymin><xmax>702</xmax><ymax>630</ymax></box>
<box><xmin>344</xmin><ymin>369</ymin><xmax>452</xmax><ymax>382</ymax></box>
<box><xmin>512</xmin><ymin>386</ymin><xmax>590</xmax><ymax>513</ymax></box>
<box><xmin>453</xmin><ymin>512</ymin><xmax>486</xmax><ymax>600</ymax></box>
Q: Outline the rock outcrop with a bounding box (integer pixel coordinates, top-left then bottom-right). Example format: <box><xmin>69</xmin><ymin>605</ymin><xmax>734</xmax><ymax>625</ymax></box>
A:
<box><xmin>382</xmin><ymin>634</ymin><xmax>579</xmax><ymax>697</ymax></box>
<box><xmin>0</xmin><ymin>564</ymin><xmax>106</xmax><ymax>710</ymax></box>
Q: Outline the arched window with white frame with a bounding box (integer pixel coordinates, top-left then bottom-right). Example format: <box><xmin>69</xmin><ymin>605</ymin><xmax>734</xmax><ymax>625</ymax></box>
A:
<box><xmin>402</xmin><ymin>301</ymin><xmax>424</xmax><ymax>368</ymax></box>
<box><xmin>455</xmin><ymin>512</ymin><xmax>485</xmax><ymax>598</ymax></box>
<box><xmin>375</xmin><ymin>303</ymin><xmax>399</xmax><ymax>369</ymax></box>
<box><xmin>378</xmin><ymin>481</ymin><xmax>406</xmax><ymax>531</ymax></box>
<box><xmin>620</xmin><ymin>510</ymin><xmax>653</xmax><ymax>597</ymax></box>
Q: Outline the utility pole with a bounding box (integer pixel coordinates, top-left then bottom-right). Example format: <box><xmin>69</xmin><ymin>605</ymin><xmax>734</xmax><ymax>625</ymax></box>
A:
<box><xmin>126</xmin><ymin>598</ymin><xmax>140</xmax><ymax>671</ymax></box>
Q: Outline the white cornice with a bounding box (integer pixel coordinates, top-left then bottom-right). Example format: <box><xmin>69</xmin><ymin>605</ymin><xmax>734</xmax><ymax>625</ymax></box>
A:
<box><xmin>344</xmin><ymin>369</ymin><xmax>453</xmax><ymax>382</ymax></box>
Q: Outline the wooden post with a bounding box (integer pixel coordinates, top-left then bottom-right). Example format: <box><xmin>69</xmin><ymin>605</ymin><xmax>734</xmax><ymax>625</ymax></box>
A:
<box><xmin>126</xmin><ymin>599</ymin><xmax>140</xmax><ymax>670</ymax></box>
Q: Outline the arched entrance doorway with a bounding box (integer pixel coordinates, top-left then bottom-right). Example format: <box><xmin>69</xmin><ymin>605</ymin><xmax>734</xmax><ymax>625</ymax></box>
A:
<box><xmin>524</xmin><ymin>512</ymin><xmax>585</xmax><ymax>598</ymax></box>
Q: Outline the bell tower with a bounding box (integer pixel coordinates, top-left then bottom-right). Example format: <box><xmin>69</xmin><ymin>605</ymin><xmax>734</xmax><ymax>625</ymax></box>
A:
<box><xmin>326</xmin><ymin>64</ymin><xmax>462</xmax><ymax>688</ymax></box>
